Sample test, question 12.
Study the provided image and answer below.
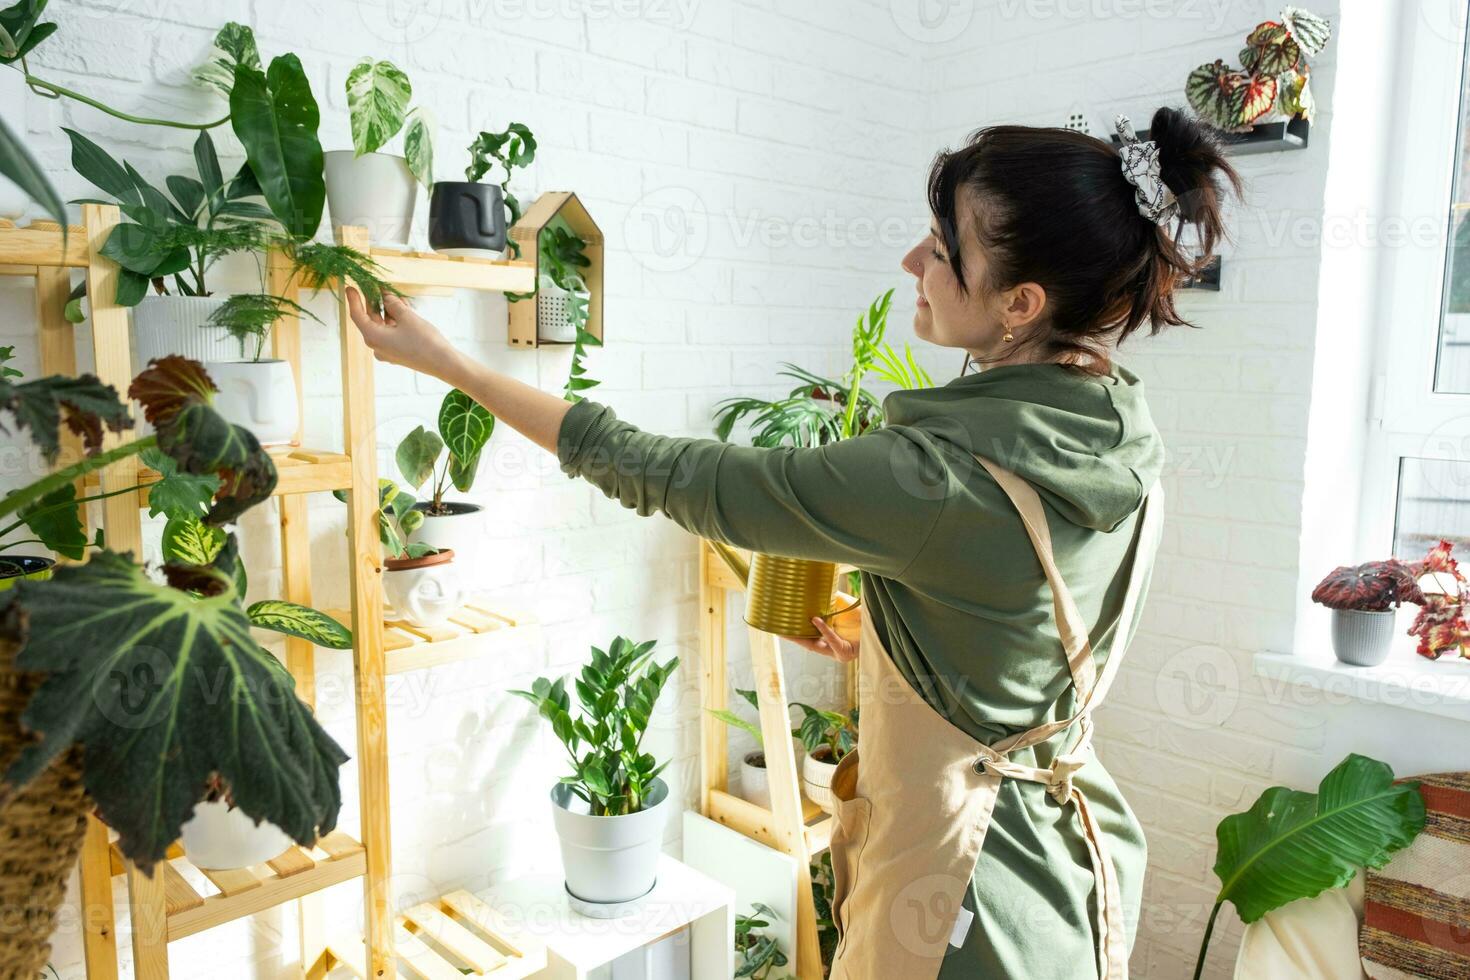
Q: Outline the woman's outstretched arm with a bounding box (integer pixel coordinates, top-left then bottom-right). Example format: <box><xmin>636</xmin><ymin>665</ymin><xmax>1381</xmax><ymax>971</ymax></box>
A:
<box><xmin>346</xmin><ymin>288</ymin><xmax>948</xmax><ymax>582</ymax></box>
<box><xmin>347</xmin><ymin>288</ymin><xmax>572</xmax><ymax>453</ymax></box>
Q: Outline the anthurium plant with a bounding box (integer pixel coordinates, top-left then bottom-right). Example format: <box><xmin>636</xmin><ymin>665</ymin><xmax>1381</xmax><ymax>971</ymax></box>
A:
<box><xmin>347</xmin><ymin>57</ymin><xmax>433</xmax><ymax>188</ymax></box>
<box><xmin>790</xmin><ymin>701</ymin><xmax>857</xmax><ymax>763</ymax></box>
<box><xmin>0</xmin><ymin>356</ymin><xmax>349</xmax><ymax>868</ymax></box>
<box><xmin>714</xmin><ymin>288</ymin><xmax>931</xmax><ymax>448</ymax></box>
<box><xmin>335</xmin><ymin>478</ymin><xmax>436</xmax><ymax>561</ymax></box>
<box><xmin>395</xmin><ymin>389</ymin><xmax>497</xmax><ymax>516</ymax></box>
<box><xmin>1192</xmin><ymin>754</ymin><xmax>1424</xmax><ymax>980</ymax></box>
<box><xmin>511</xmin><ymin>636</ymin><xmax>679</xmax><ymax>816</ymax></box>
<box><xmin>1186</xmin><ymin>6</ymin><xmax>1332</xmax><ymax>133</ymax></box>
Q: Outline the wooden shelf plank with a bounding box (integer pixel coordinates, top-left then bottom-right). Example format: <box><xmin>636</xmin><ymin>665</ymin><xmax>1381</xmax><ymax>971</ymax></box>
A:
<box><xmin>707</xmin><ymin>789</ymin><xmax>834</xmax><ymax>855</ymax></box>
<box><xmin>403</xmin><ymin>902</ymin><xmax>507</xmax><ymax>972</ymax></box>
<box><xmin>160</xmin><ymin>863</ymin><xmax>204</xmax><ymax>916</ymax></box>
<box><xmin>167</xmin><ymin>835</ymin><xmax>367</xmax><ymax>941</ymax></box>
<box><xmin>198</xmin><ymin>865</ymin><xmax>262</xmax><ymax>898</ymax></box>
<box><xmin>439</xmin><ymin>889</ymin><xmax>547</xmax><ymax>978</ymax></box>
<box><xmin>266</xmin><ymin>846</ymin><xmax>315</xmax><ymax>878</ymax></box>
<box><xmin>0</xmin><ymin>220</ymin><xmax>89</xmax><ymax>268</ymax></box>
<box><xmin>86</xmin><ymin>446</ymin><xmax>352</xmax><ymax>499</ymax></box>
<box><xmin>395</xmin><ymin>923</ymin><xmax>466</xmax><ymax>980</ymax></box>
<box><xmin>368</xmin><ymin>247</ymin><xmax>536</xmax><ymax>293</ymax></box>
<box><xmin>325</xmin><ymin>604</ymin><xmax>542</xmax><ymax>675</ymax></box>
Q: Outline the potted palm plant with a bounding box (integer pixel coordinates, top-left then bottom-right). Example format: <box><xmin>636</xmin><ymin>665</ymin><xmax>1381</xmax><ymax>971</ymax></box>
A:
<box><xmin>1311</xmin><ymin>557</ymin><xmax>1425</xmax><ymax>666</ymax></box>
<box><xmin>324</xmin><ymin>57</ymin><xmax>433</xmax><ymax>245</ymax></box>
<box><xmin>0</xmin><ymin>357</ymin><xmax>347</xmax><ymax>977</ymax></box>
<box><xmin>429</xmin><ymin>123</ymin><xmax>535</xmax><ymax>259</ymax></box>
<box><xmin>512</xmin><ymin>637</ymin><xmax>679</xmax><ymax>908</ymax></box>
<box><xmin>791</xmin><ymin>702</ymin><xmax>857</xmax><ymax>816</ymax></box>
<box><xmin>394</xmin><ymin>388</ymin><xmax>496</xmax><ymax>553</ymax></box>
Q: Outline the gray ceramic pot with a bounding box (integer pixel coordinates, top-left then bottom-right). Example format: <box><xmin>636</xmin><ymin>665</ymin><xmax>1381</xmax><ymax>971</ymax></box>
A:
<box><xmin>550</xmin><ymin>777</ymin><xmax>669</xmax><ymax>905</ymax></box>
<box><xmin>1330</xmin><ymin>609</ymin><xmax>1397</xmax><ymax>667</ymax></box>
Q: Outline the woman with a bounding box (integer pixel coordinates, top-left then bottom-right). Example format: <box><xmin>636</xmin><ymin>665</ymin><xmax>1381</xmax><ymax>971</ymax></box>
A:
<box><xmin>347</xmin><ymin>106</ymin><xmax>1240</xmax><ymax>979</ymax></box>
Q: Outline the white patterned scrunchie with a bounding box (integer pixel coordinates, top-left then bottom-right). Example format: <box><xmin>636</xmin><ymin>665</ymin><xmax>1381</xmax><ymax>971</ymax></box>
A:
<box><xmin>1114</xmin><ymin>115</ymin><xmax>1179</xmax><ymax>226</ymax></box>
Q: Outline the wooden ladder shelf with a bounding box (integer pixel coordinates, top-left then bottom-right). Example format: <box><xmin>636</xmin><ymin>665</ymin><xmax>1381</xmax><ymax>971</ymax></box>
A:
<box><xmin>3</xmin><ymin>203</ymin><xmax>558</xmax><ymax>978</ymax></box>
<box><xmin>697</xmin><ymin>539</ymin><xmax>858</xmax><ymax>980</ymax></box>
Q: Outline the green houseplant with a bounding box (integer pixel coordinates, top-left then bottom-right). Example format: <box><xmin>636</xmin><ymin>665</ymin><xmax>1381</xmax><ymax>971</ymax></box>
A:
<box><xmin>394</xmin><ymin>388</ymin><xmax>496</xmax><ymax>552</ymax></box>
<box><xmin>0</xmin><ymin>357</ymin><xmax>347</xmax><ymax>976</ymax></box>
<box><xmin>707</xmin><ymin>688</ymin><xmax>775</xmax><ymax>809</ymax></box>
<box><xmin>334</xmin><ymin>478</ymin><xmax>462</xmax><ymax>629</ymax></box>
<box><xmin>428</xmin><ymin>123</ymin><xmax>536</xmax><ymax>260</ymax></box>
<box><xmin>791</xmin><ymin>702</ymin><xmax>857</xmax><ymax>817</ymax></box>
<box><xmin>512</xmin><ymin>636</ymin><xmax>679</xmax><ymax>905</ymax></box>
<box><xmin>1191</xmin><ymin>754</ymin><xmax>1424</xmax><ymax>980</ymax></box>
<box><xmin>323</xmin><ymin>57</ymin><xmax>433</xmax><ymax>245</ymax></box>
<box><xmin>736</xmin><ymin>903</ymin><xmax>790</xmax><ymax>979</ymax></box>
<box><xmin>1186</xmin><ymin>6</ymin><xmax>1332</xmax><ymax>134</ymax></box>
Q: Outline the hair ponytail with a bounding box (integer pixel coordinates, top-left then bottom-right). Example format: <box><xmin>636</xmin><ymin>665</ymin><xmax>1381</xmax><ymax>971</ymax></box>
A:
<box><xmin>927</xmin><ymin>106</ymin><xmax>1242</xmax><ymax>371</ymax></box>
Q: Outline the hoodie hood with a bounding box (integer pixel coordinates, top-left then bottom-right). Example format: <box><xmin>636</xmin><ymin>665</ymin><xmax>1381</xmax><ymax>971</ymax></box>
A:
<box><xmin>882</xmin><ymin>360</ymin><xmax>1164</xmax><ymax>532</ymax></box>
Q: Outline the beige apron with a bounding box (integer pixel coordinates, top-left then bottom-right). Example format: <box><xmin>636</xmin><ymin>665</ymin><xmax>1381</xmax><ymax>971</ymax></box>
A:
<box><xmin>827</xmin><ymin>455</ymin><xmax>1164</xmax><ymax>980</ymax></box>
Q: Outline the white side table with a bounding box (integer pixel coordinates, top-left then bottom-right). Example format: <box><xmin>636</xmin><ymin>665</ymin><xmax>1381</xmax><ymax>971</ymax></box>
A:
<box><xmin>475</xmin><ymin>854</ymin><xmax>735</xmax><ymax>979</ymax></box>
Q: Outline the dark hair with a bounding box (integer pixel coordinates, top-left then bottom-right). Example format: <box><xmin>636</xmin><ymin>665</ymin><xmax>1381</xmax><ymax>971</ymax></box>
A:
<box><xmin>928</xmin><ymin>106</ymin><xmax>1242</xmax><ymax>372</ymax></box>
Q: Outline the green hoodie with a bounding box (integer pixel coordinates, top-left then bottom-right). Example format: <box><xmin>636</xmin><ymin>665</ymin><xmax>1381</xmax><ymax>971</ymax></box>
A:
<box><xmin>557</xmin><ymin>360</ymin><xmax>1164</xmax><ymax>975</ymax></box>
<box><xmin>556</xmin><ymin>359</ymin><xmax>1164</xmax><ymax>745</ymax></box>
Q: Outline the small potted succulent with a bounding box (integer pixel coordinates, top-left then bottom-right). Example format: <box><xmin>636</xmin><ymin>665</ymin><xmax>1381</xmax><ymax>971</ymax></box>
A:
<box><xmin>512</xmin><ymin>637</ymin><xmax>679</xmax><ymax>908</ymax></box>
<box><xmin>338</xmin><ymin>479</ymin><xmax>461</xmax><ymax>628</ymax></box>
<box><xmin>1185</xmin><ymin>7</ymin><xmax>1332</xmax><ymax>134</ymax></box>
<box><xmin>429</xmin><ymin>124</ymin><xmax>536</xmax><ymax>259</ymax></box>
<box><xmin>324</xmin><ymin>58</ymin><xmax>433</xmax><ymax>245</ymax></box>
<box><xmin>792</xmin><ymin>702</ymin><xmax>857</xmax><ymax>816</ymax></box>
<box><xmin>1311</xmin><ymin>557</ymin><xmax>1425</xmax><ymax>666</ymax></box>
<box><xmin>1407</xmin><ymin>539</ymin><xmax>1470</xmax><ymax>661</ymax></box>
<box><xmin>394</xmin><ymin>388</ymin><xmax>496</xmax><ymax>553</ymax></box>
<box><xmin>706</xmin><ymin>688</ymin><xmax>773</xmax><ymax>809</ymax></box>
<box><xmin>735</xmin><ymin>903</ymin><xmax>789</xmax><ymax>979</ymax></box>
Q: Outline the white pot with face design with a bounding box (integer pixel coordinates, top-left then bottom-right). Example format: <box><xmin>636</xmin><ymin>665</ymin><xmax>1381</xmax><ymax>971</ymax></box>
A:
<box><xmin>383</xmin><ymin>548</ymin><xmax>461</xmax><ymax>628</ymax></box>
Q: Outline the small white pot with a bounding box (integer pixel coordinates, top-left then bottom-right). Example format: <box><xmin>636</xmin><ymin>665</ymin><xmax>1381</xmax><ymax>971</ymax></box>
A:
<box><xmin>802</xmin><ymin>747</ymin><xmax>841</xmax><ymax>816</ymax></box>
<box><xmin>179</xmin><ymin>800</ymin><xmax>292</xmax><ymax>870</ymax></box>
<box><xmin>537</xmin><ymin>274</ymin><xmax>590</xmax><ymax>344</ymax></box>
<box><xmin>324</xmin><ymin>150</ymin><xmax>416</xmax><ymax>245</ymax></box>
<box><xmin>204</xmin><ymin>359</ymin><xmax>299</xmax><ymax>447</ymax></box>
<box><xmin>383</xmin><ymin>549</ymin><xmax>462</xmax><ymax>628</ymax></box>
<box><xmin>0</xmin><ymin>70</ymin><xmax>31</xmax><ymax>221</ymax></box>
<box><xmin>739</xmin><ymin>751</ymin><xmax>771</xmax><ymax>809</ymax></box>
<box><xmin>409</xmin><ymin>502</ymin><xmax>483</xmax><ymax>555</ymax></box>
<box><xmin>131</xmin><ymin>295</ymin><xmax>243</xmax><ymax>374</ymax></box>
<box><xmin>1330</xmin><ymin>608</ymin><xmax>1397</xmax><ymax>667</ymax></box>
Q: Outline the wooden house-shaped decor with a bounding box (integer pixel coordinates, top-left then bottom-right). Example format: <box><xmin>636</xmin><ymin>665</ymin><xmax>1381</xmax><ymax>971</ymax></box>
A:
<box><xmin>508</xmin><ymin>191</ymin><xmax>604</xmax><ymax>348</ymax></box>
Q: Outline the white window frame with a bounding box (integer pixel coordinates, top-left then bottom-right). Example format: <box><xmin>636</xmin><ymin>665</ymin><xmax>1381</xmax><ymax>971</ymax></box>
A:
<box><xmin>1361</xmin><ymin>0</ymin><xmax>1470</xmax><ymax>556</ymax></box>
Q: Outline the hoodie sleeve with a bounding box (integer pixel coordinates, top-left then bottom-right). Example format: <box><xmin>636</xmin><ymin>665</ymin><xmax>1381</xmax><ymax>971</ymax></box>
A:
<box><xmin>557</xmin><ymin>398</ymin><xmax>947</xmax><ymax>578</ymax></box>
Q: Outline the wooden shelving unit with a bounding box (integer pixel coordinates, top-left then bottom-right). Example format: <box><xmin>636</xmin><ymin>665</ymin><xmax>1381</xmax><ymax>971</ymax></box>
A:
<box><xmin>4</xmin><ymin>204</ymin><xmax>553</xmax><ymax>978</ymax></box>
<box><xmin>697</xmin><ymin>540</ymin><xmax>858</xmax><ymax>980</ymax></box>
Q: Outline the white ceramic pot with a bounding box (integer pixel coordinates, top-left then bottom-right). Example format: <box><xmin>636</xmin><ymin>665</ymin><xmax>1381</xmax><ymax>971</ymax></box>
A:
<box><xmin>409</xmin><ymin>501</ymin><xmax>483</xmax><ymax>555</ymax></box>
<box><xmin>131</xmin><ymin>295</ymin><xmax>243</xmax><ymax>374</ymax></box>
<box><xmin>537</xmin><ymin>274</ymin><xmax>590</xmax><ymax>344</ymax></box>
<box><xmin>1330</xmin><ymin>609</ymin><xmax>1397</xmax><ymax>667</ymax></box>
<box><xmin>204</xmin><ymin>359</ymin><xmax>299</xmax><ymax>447</ymax></box>
<box><xmin>179</xmin><ymin>800</ymin><xmax>292</xmax><ymax>870</ymax></box>
<box><xmin>383</xmin><ymin>549</ymin><xmax>462</xmax><ymax>627</ymax></box>
<box><xmin>324</xmin><ymin>150</ymin><xmax>416</xmax><ymax>245</ymax></box>
<box><xmin>550</xmin><ymin>777</ymin><xmax>670</xmax><ymax>905</ymax></box>
<box><xmin>0</xmin><ymin>70</ymin><xmax>31</xmax><ymax>221</ymax></box>
<box><xmin>740</xmin><ymin>751</ymin><xmax>771</xmax><ymax>809</ymax></box>
<box><xmin>802</xmin><ymin>747</ymin><xmax>841</xmax><ymax>816</ymax></box>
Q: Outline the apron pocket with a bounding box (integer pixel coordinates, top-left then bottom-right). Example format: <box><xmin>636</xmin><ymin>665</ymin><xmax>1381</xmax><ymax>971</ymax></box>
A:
<box><xmin>829</xmin><ymin>750</ymin><xmax>870</xmax><ymax>953</ymax></box>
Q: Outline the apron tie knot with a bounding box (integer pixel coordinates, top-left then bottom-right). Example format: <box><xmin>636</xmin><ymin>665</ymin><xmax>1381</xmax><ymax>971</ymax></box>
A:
<box><xmin>1045</xmin><ymin>753</ymin><xmax>1087</xmax><ymax>805</ymax></box>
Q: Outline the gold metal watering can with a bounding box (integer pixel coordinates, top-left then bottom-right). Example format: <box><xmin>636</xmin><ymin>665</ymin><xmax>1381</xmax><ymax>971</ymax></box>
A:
<box><xmin>708</xmin><ymin>542</ymin><xmax>861</xmax><ymax>639</ymax></box>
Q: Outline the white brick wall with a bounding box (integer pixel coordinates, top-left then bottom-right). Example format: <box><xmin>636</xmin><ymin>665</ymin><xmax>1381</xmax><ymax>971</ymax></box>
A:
<box><xmin>8</xmin><ymin>1</ymin><xmax>1458</xmax><ymax>977</ymax></box>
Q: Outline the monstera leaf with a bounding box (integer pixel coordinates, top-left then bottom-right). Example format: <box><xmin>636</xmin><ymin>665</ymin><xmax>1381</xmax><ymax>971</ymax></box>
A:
<box><xmin>230</xmin><ymin>54</ymin><xmax>324</xmax><ymax>238</ymax></box>
<box><xmin>2</xmin><ymin>550</ymin><xmax>350</xmax><ymax>869</ymax></box>
<box><xmin>1192</xmin><ymin>754</ymin><xmax>1424</xmax><ymax>979</ymax></box>
<box><xmin>246</xmin><ymin>600</ymin><xmax>352</xmax><ymax>650</ymax></box>
<box><xmin>347</xmin><ymin>58</ymin><xmax>411</xmax><ymax>157</ymax></box>
<box><xmin>438</xmin><ymin>388</ymin><xmax>494</xmax><ymax>492</ymax></box>
<box><xmin>129</xmin><ymin>357</ymin><xmax>277</xmax><ymax>524</ymax></box>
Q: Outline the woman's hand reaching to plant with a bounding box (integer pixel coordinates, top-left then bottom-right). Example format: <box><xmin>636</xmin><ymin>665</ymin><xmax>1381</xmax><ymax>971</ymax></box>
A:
<box><xmin>785</xmin><ymin>616</ymin><xmax>858</xmax><ymax>663</ymax></box>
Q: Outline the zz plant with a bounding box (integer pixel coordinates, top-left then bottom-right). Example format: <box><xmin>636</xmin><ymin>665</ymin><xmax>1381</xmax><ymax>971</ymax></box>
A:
<box><xmin>512</xmin><ymin>636</ymin><xmax>679</xmax><ymax>816</ymax></box>
<box><xmin>0</xmin><ymin>356</ymin><xmax>349</xmax><ymax>868</ymax></box>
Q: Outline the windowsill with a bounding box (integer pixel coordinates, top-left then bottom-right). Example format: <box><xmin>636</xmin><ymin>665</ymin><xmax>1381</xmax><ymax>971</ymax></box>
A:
<box><xmin>1254</xmin><ymin>651</ymin><xmax>1470</xmax><ymax>723</ymax></box>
